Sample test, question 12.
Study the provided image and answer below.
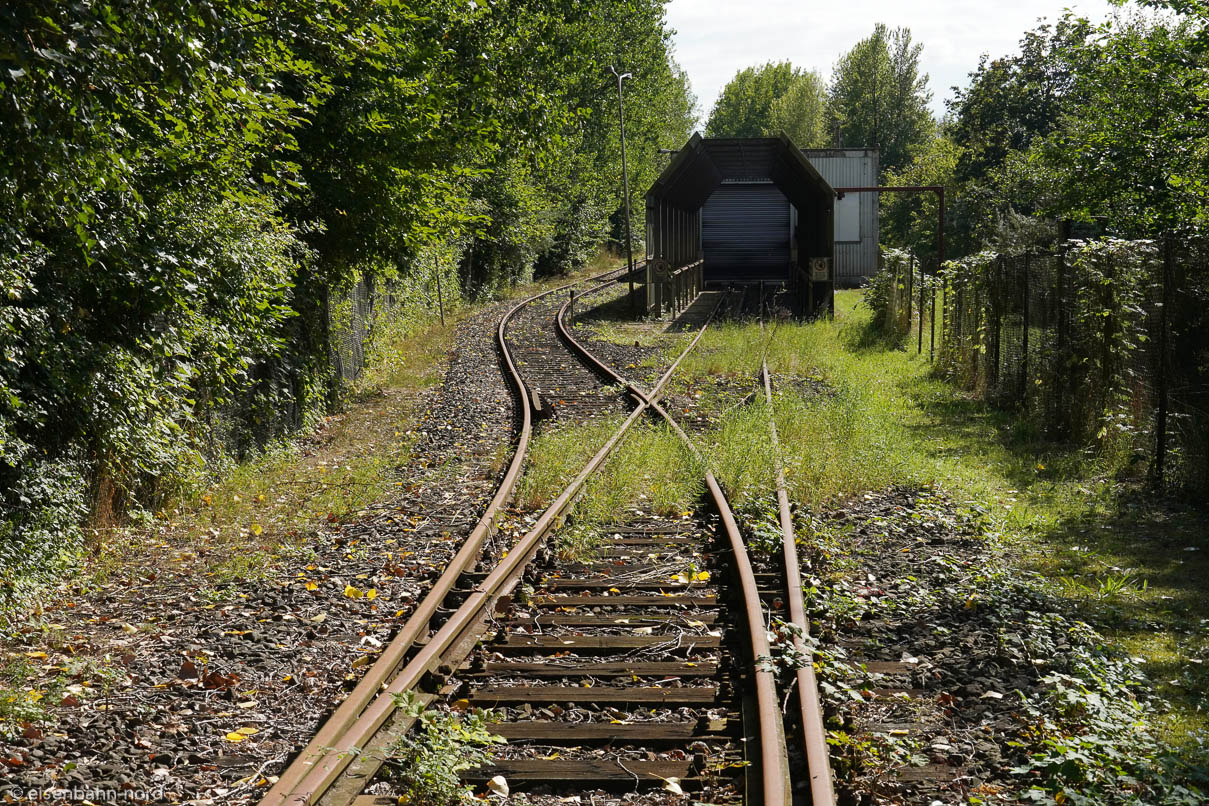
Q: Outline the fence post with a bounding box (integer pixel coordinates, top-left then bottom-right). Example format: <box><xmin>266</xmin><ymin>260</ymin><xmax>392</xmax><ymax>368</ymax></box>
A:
<box><xmin>939</xmin><ymin>274</ymin><xmax>947</xmax><ymax>361</ymax></box>
<box><xmin>1054</xmin><ymin>245</ymin><xmax>1069</xmax><ymax>437</ymax></box>
<box><xmin>1154</xmin><ymin>234</ymin><xmax>1172</xmax><ymax>487</ymax></box>
<box><xmin>930</xmin><ymin>279</ymin><xmax>936</xmax><ymax>362</ymax></box>
<box><xmin>1022</xmin><ymin>252</ymin><xmax>1031</xmax><ymax>404</ymax></box>
<box><xmin>918</xmin><ymin>260</ymin><xmax>925</xmax><ymax>355</ymax></box>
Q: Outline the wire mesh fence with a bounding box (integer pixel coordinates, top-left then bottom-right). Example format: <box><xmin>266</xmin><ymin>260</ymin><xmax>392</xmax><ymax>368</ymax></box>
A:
<box><xmin>883</xmin><ymin>237</ymin><xmax>1209</xmax><ymax>498</ymax></box>
<box><xmin>327</xmin><ymin>264</ymin><xmax>455</xmax><ymax>384</ymax></box>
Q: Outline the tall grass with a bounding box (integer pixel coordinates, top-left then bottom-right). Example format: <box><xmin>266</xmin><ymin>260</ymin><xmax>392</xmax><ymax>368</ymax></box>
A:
<box><xmin>706</xmin><ymin>403</ymin><xmax>777</xmax><ymax>507</ymax></box>
<box><xmin>515</xmin><ymin>416</ymin><xmax>701</xmax><ymax>560</ymax></box>
<box><xmin>517</xmin><ymin>416</ymin><xmax>702</xmax><ymax>522</ymax></box>
<box><xmin>515</xmin><ymin>416</ymin><xmax>626</xmax><ymax>511</ymax></box>
<box><xmin>574</xmin><ymin>421</ymin><xmax>702</xmax><ymax>524</ymax></box>
<box><xmin>686</xmin><ymin>307</ymin><xmax>920</xmax><ymax>508</ymax></box>
<box><xmin>675</xmin><ymin>290</ymin><xmax>1209</xmax><ymax>749</ymax></box>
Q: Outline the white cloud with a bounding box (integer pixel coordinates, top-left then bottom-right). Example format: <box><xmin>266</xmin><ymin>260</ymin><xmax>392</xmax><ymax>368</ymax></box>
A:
<box><xmin>665</xmin><ymin>0</ymin><xmax>1132</xmax><ymax>124</ymax></box>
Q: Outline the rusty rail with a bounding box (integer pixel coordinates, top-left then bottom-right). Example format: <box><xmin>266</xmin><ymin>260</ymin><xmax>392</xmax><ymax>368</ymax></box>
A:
<box><xmin>261</xmin><ymin>270</ymin><xmax>622</xmax><ymax>806</ymax></box>
<box><xmin>760</xmin><ymin>359</ymin><xmax>835</xmax><ymax>804</ymax></box>
<box><xmin>262</xmin><ymin>269</ymin><xmax>719</xmax><ymax>806</ymax></box>
<box><xmin>555</xmin><ymin>289</ymin><xmax>792</xmax><ymax>806</ymax></box>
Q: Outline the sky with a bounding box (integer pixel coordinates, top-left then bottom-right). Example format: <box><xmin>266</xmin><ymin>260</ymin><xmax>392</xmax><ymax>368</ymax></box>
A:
<box><xmin>665</xmin><ymin>0</ymin><xmax>1129</xmax><ymax>124</ymax></box>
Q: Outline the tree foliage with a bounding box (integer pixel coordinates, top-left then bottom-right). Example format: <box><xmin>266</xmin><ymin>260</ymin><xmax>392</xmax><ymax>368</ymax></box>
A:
<box><xmin>705</xmin><ymin>61</ymin><xmax>800</xmax><ymax>138</ymax></box>
<box><xmin>880</xmin><ymin>134</ymin><xmax>961</xmax><ymax>265</ymax></box>
<box><xmin>1018</xmin><ymin>15</ymin><xmax>1209</xmax><ymax>236</ymax></box>
<box><xmin>946</xmin><ymin>10</ymin><xmax>1209</xmax><ymax>250</ymax></box>
<box><xmin>828</xmin><ymin>24</ymin><xmax>934</xmax><ymax>174</ymax></box>
<box><xmin>768</xmin><ymin>71</ymin><xmax>829</xmax><ymax>148</ymax></box>
<box><xmin>0</xmin><ymin>0</ymin><xmax>694</xmax><ymax>598</ymax></box>
<box><xmin>706</xmin><ymin>61</ymin><xmax>827</xmax><ymax>147</ymax></box>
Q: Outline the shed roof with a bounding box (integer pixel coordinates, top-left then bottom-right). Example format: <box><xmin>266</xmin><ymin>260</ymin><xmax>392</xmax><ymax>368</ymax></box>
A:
<box><xmin>647</xmin><ymin>134</ymin><xmax>834</xmax><ymax>212</ymax></box>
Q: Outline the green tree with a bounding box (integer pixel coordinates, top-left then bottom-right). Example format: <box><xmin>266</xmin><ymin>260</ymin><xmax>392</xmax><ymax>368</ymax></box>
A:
<box><xmin>948</xmin><ymin>11</ymin><xmax>1209</xmax><ymax>244</ymax></box>
<box><xmin>0</xmin><ymin>0</ymin><xmax>329</xmax><ymax>593</ymax></box>
<box><xmin>948</xmin><ymin>17</ymin><xmax>1094</xmax><ymax>188</ymax></box>
<box><xmin>880</xmin><ymin>134</ymin><xmax>961</xmax><ymax>265</ymax></box>
<box><xmin>768</xmin><ymin>71</ymin><xmax>828</xmax><ymax>147</ymax></box>
<box><xmin>828</xmin><ymin>24</ymin><xmax>934</xmax><ymax>174</ymax></box>
<box><xmin>0</xmin><ymin>0</ymin><xmax>696</xmax><ymax>600</ymax></box>
<box><xmin>705</xmin><ymin>61</ymin><xmax>801</xmax><ymax>138</ymax></box>
<box><xmin>1014</xmin><ymin>15</ymin><xmax>1209</xmax><ymax>236</ymax></box>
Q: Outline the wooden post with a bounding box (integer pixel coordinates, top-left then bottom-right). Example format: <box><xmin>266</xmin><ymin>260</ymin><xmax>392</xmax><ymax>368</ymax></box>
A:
<box><xmin>918</xmin><ymin>259</ymin><xmax>925</xmax><ymax>355</ymax></box>
<box><xmin>433</xmin><ymin>256</ymin><xmax>445</xmax><ymax>327</ymax></box>
<box><xmin>1154</xmin><ymin>234</ymin><xmax>1171</xmax><ymax>486</ymax></box>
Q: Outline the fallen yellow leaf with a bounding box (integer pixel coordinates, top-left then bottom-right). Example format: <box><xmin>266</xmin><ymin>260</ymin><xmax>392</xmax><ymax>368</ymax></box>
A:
<box><xmin>225</xmin><ymin>732</ymin><xmax>246</xmax><ymax>742</ymax></box>
<box><xmin>344</xmin><ymin>584</ymin><xmax>362</xmax><ymax>599</ymax></box>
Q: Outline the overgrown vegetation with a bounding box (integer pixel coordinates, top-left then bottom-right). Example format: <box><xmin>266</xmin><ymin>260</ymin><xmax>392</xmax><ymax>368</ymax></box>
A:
<box><xmin>517</xmin><ymin>414</ymin><xmax>701</xmax><ymax>561</ymax></box>
<box><xmin>387</xmin><ymin>692</ymin><xmax>504</xmax><ymax>806</ymax></box>
<box><xmin>884</xmin><ymin>4</ymin><xmax>1209</xmax><ymax>261</ymax></box>
<box><xmin>573</xmin><ymin>421</ymin><xmax>701</xmax><ymax>525</ymax></box>
<box><xmin>869</xmin><ymin>233</ymin><xmax>1209</xmax><ymax>502</ymax></box>
<box><xmin>670</xmin><ymin>292</ymin><xmax>1208</xmax><ymax>773</ymax></box>
<box><xmin>798</xmin><ymin>493</ymin><xmax>1207</xmax><ymax>803</ymax></box>
<box><xmin>0</xmin><ymin>2</ymin><xmax>694</xmax><ymax>602</ymax></box>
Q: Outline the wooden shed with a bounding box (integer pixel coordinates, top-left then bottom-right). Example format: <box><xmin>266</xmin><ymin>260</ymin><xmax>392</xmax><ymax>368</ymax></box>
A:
<box><xmin>644</xmin><ymin>134</ymin><xmax>835</xmax><ymax>315</ymax></box>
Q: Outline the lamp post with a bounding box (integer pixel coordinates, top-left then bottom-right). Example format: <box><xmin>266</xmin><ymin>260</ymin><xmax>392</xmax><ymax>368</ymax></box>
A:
<box><xmin>609</xmin><ymin>65</ymin><xmax>636</xmax><ymax>316</ymax></box>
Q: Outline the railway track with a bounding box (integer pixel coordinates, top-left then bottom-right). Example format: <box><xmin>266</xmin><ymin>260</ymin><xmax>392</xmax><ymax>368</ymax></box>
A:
<box><xmin>260</xmin><ymin>273</ymin><xmax>836</xmax><ymax>806</ymax></box>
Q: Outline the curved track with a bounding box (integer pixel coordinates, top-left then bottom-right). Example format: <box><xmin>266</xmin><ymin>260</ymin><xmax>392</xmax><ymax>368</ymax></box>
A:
<box><xmin>260</xmin><ymin>271</ymin><xmax>622</xmax><ymax>806</ymax></box>
<box><xmin>260</xmin><ymin>272</ymin><xmax>834</xmax><ymax>806</ymax></box>
<box><xmin>554</xmin><ymin>281</ymin><xmax>791</xmax><ymax>805</ymax></box>
<box><xmin>556</xmin><ymin>282</ymin><xmax>835</xmax><ymax>804</ymax></box>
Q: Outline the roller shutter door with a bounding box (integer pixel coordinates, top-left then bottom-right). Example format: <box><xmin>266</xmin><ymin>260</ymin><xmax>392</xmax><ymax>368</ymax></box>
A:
<box><xmin>702</xmin><ymin>183</ymin><xmax>790</xmax><ymax>284</ymax></box>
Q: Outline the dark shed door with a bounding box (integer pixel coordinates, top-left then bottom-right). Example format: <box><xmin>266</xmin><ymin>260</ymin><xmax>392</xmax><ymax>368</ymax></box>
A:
<box><xmin>702</xmin><ymin>183</ymin><xmax>790</xmax><ymax>283</ymax></box>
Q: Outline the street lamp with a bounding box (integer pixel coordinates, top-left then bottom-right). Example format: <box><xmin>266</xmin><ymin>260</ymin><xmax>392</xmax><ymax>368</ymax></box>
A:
<box><xmin>608</xmin><ymin>65</ymin><xmax>636</xmax><ymax>316</ymax></box>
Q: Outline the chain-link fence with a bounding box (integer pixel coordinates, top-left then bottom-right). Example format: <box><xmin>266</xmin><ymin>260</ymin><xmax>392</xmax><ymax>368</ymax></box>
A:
<box><xmin>328</xmin><ymin>274</ymin><xmax>379</xmax><ymax>383</ymax></box>
<box><xmin>876</xmin><ymin>249</ymin><xmax>942</xmax><ymax>358</ymax></box>
<box><xmin>327</xmin><ymin>263</ymin><xmax>457</xmax><ymax>384</ymax></box>
<box><xmin>883</xmin><ymin>237</ymin><xmax>1209</xmax><ymax>497</ymax></box>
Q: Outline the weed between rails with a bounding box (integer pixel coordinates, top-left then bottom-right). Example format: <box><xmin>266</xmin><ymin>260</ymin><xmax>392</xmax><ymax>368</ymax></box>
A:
<box><xmin>386</xmin><ymin>691</ymin><xmax>504</xmax><ymax>806</ymax></box>
<box><xmin>516</xmin><ymin>416</ymin><xmax>702</xmax><ymax>561</ymax></box>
